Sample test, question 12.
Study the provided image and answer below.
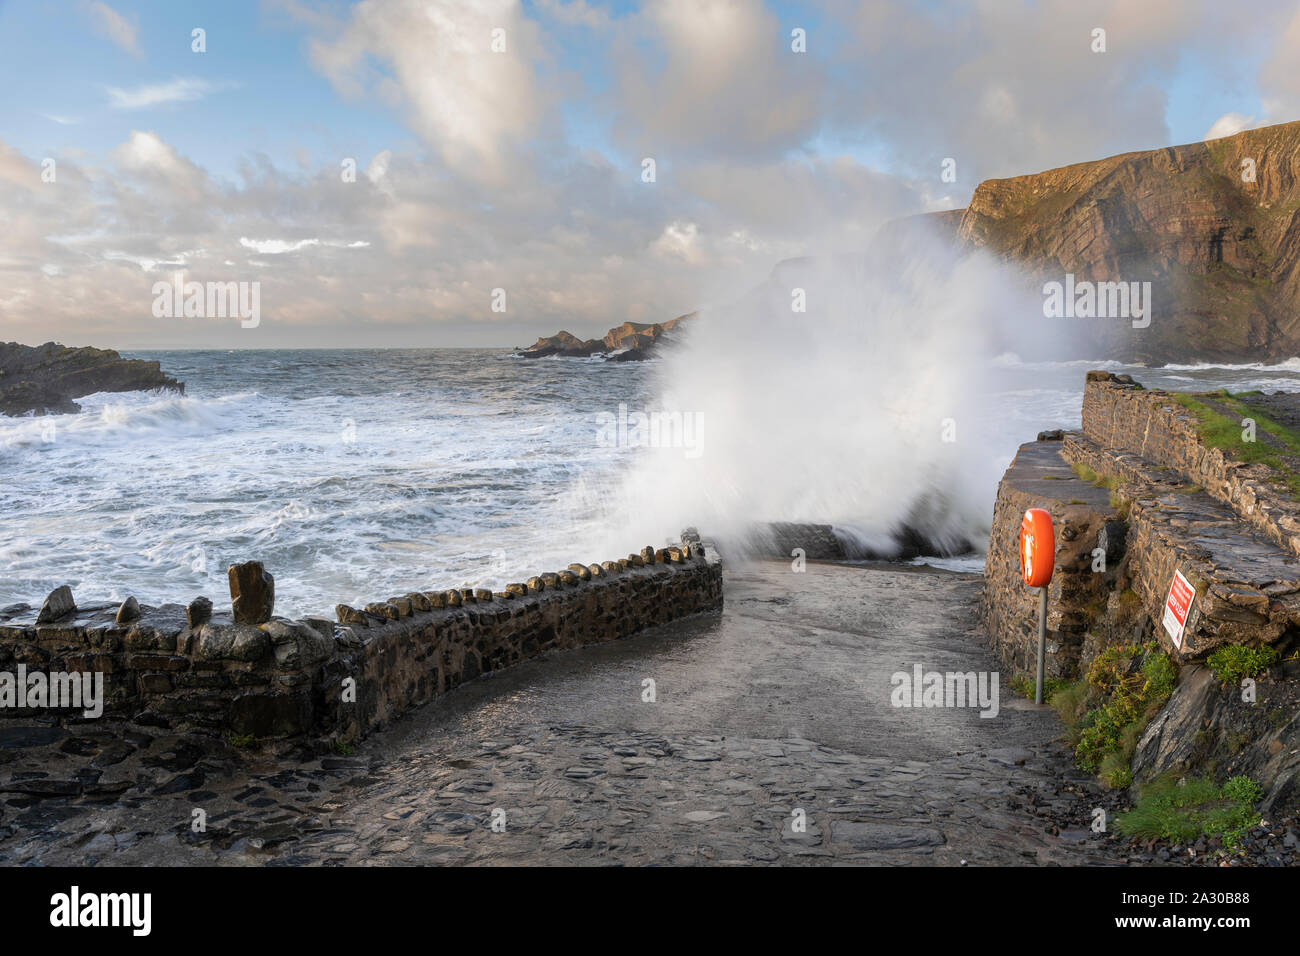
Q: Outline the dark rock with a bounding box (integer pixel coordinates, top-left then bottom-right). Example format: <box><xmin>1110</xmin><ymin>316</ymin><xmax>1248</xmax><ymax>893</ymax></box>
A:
<box><xmin>364</xmin><ymin>602</ymin><xmax>399</xmax><ymax>621</ymax></box>
<box><xmin>35</xmin><ymin>586</ymin><xmax>76</xmax><ymax>624</ymax></box>
<box><xmin>1098</xmin><ymin>520</ymin><xmax>1128</xmax><ymax>564</ymax></box>
<box><xmin>0</xmin><ymin>341</ymin><xmax>184</xmax><ymax>417</ymax></box>
<box><xmin>336</xmin><ymin>604</ymin><xmax>368</xmax><ymax>626</ymax></box>
<box><xmin>115</xmin><ymin>596</ymin><xmax>140</xmax><ymax>624</ymax></box>
<box><xmin>186</xmin><ymin>596</ymin><xmax>213</xmax><ymax>628</ymax></box>
<box><xmin>229</xmin><ymin>692</ymin><xmax>310</xmax><ymax>737</ymax></box>
<box><xmin>195</xmin><ymin>623</ymin><xmax>270</xmax><ymax>662</ymax></box>
<box><xmin>516</xmin><ymin>314</ymin><xmax>693</xmax><ymax>361</ymax></box>
<box><xmin>153</xmin><ymin>771</ymin><xmax>205</xmax><ymax>794</ymax></box>
<box><xmin>228</xmin><ymin>561</ymin><xmax>275</xmax><ymax>625</ymax></box>
<box><xmin>0</xmin><ymin>727</ymin><xmax>68</xmax><ymax>749</ymax></box>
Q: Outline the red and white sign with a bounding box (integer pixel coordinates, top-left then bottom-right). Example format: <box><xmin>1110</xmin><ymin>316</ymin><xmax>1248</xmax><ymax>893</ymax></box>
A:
<box><xmin>1162</xmin><ymin>569</ymin><xmax>1196</xmax><ymax>648</ymax></box>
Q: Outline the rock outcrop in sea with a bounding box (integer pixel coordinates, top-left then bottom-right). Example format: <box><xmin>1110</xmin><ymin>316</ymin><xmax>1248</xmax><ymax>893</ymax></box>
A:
<box><xmin>0</xmin><ymin>341</ymin><xmax>184</xmax><ymax>416</ymax></box>
<box><xmin>516</xmin><ymin>313</ymin><xmax>695</xmax><ymax>361</ymax></box>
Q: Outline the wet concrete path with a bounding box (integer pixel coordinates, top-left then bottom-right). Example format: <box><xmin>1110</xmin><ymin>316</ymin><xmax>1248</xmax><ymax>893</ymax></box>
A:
<box><xmin>0</xmin><ymin>562</ymin><xmax>1130</xmax><ymax>865</ymax></box>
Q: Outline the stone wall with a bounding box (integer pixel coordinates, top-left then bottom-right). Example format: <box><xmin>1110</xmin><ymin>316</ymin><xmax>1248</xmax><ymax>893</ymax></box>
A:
<box><xmin>0</xmin><ymin>533</ymin><xmax>722</xmax><ymax>746</ymax></box>
<box><xmin>982</xmin><ymin>435</ymin><xmax>1123</xmax><ymax>678</ymax></box>
<box><xmin>985</xmin><ymin>374</ymin><xmax>1300</xmax><ymax>675</ymax></box>
<box><xmin>1081</xmin><ymin>370</ymin><xmax>1300</xmax><ymax>562</ymax></box>
<box><xmin>984</xmin><ymin>372</ymin><xmax>1300</xmax><ymax>809</ymax></box>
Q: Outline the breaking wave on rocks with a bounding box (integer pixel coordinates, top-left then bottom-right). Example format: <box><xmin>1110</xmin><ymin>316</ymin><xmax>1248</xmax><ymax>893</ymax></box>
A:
<box><xmin>588</xmin><ymin>227</ymin><xmax>1069</xmax><ymax>564</ymax></box>
<box><xmin>7</xmin><ymin>299</ymin><xmax>1300</xmax><ymax>616</ymax></box>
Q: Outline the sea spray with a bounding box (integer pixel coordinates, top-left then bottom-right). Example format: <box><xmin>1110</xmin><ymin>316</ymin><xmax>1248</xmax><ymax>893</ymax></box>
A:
<box><xmin>587</xmin><ymin>223</ymin><xmax>1062</xmax><ymax>563</ymax></box>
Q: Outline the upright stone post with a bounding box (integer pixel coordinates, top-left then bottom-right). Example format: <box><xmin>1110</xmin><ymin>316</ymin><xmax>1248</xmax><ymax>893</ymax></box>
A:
<box><xmin>228</xmin><ymin>561</ymin><xmax>275</xmax><ymax>625</ymax></box>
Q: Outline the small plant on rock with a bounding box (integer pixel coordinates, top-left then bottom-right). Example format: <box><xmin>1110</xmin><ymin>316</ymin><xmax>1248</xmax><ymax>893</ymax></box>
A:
<box><xmin>1116</xmin><ymin>774</ymin><xmax>1263</xmax><ymax>848</ymax></box>
<box><xmin>1207</xmin><ymin>645</ymin><xmax>1280</xmax><ymax>685</ymax></box>
<box><xmin>1071</xmin><ymin>643</ymin><xmax>1176</xmax><ymax>783</ymax></box>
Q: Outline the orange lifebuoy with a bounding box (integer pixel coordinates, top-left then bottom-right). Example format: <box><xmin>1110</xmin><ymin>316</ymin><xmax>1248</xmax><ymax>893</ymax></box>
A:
<box><xmin>1019</xmin><ymin>508</ymin><xmax>1055</xmax><ymax>588</ymax></box>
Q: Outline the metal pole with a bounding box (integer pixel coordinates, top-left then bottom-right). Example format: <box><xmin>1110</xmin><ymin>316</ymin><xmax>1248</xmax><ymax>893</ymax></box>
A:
<box><xmin>1035</xmin><ymin>585</ymin><xmax>1048</xmax><ymax>705</ymax></box>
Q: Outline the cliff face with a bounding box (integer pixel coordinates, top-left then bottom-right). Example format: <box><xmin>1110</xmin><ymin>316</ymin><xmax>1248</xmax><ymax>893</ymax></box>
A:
<box><xmin>0</xmin><ymin>342</ymin><xmax>184</xmax><ymax>416</ymax></box>
<box><xmin>942</xmin><ymin>120</ymin><xmax>1300</xmax><ymax>363</ymax></box>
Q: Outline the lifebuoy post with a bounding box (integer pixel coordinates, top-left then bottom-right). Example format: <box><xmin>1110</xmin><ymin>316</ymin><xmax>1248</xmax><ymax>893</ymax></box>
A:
<box><xmin>1019</xmin><ymin>508</ymin><xmax>1055</xmax><ymax>704</ymax></box>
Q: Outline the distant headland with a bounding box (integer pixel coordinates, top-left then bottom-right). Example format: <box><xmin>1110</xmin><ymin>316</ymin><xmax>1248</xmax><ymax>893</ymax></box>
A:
<box><xmin>516</xmin><ymin>313</ymin><xmax>696</xmax><ymax>361</ymax></box>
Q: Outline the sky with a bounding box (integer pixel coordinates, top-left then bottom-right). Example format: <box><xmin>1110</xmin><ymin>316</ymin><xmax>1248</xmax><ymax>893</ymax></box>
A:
<box><xmin>0</xmin><ymin>0</ymin><xmax>1297</xmax><ymax>349</ymax></box>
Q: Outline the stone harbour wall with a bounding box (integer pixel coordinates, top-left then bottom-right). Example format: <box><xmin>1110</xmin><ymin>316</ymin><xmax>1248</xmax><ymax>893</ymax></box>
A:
<box><xmin>0</xmin><ymin>531</ymin><xmax>722</xmax><ymax>745</ymax></box>
<box><xmin>984</xmin><ymin>372</ymin><xmax>1300</xmax><ymax>809</ymax></box>
<box><xmin>1081</xmin><ymin>370</ymin><xmax>1300</xmax><ymax>562</ymax></box>
<box><xmin>982</xmin><ymin>436</ymin><xmax>1123</xmax><ymax>679</ymax></box>
<box><xmin>985</xmin><ymin>374</ymin><xmax>1300</xmax><ymax>677</ymax></box>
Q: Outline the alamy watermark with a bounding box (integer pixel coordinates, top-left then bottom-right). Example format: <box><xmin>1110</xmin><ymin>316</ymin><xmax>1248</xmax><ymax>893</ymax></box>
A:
<box><xmin>890</xmin><ymin>664</ymin><xmax>1000</xmax><ymax>718</ymax></box>
<box><xmin>152</xmin><ymin>272</ymin><xmax>260</xmax><ymax>328</ymax></box>
<box><xmin>0</xmin><ymin>666</ymin><xmax>104</xmax><ymax>718</ymax></box>
<box><xmin>1042</xmin><ymin>273</ymin><xmax>1151</xmax><ymax>328</ymax></box>
<box><xmin>50</xmin><ymin>886</ymin><xmax>150</xmax><ymax>936</ymax></box>
<box><xmin>596</xmin><ymin>404</ymin><xmax>704</xmax><ymax>458</ymax></box>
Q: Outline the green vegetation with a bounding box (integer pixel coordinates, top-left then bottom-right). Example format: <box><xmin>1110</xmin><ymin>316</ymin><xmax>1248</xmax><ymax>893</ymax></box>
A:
<box><xmin>1072</xmin><ymin>461</ymin><xmax>1122</xmax><ymax>490</ymax></box>
<box><xmin>331</xmin><ymin>740</ymin><xmax>355</xmax><ymax>756</ymax></box>
<box><xmin>1172</xmin><ymin>391</ymin><xmax>1300</xmax><ymax>499</ymax></box>
<box><xmin>1115</xmin><ymin>774</ymin><xmax>1263</xmax><ymax>848</ymax></box>
<box><xmin>223</xmin><ymin>730</ymin><xmax>257</xmax><ymax>749</ymax></box>
<box><xmin>1053</xmin><ymin>642</ymin><xmax>1177</xmax><ymax>788</ymax></box>
<box><xmin>1207</xmin><ymin>645</ymin><xmax>1280</xmax><ymax>685</ymax></box>
<box><xmin>1108</xmin><ymin>490</ymin><xmax>1131</xmax><ymax>519</ymax></box>
<box><xmin>1068</xmin><ymin>461</ymin><xmax>1130</xmax><ymax>516</ymax></box>
<box><xmin>1009</xmin><ymin>674</ymin><xmax>1071</xmax><ymax>702</ymax></box>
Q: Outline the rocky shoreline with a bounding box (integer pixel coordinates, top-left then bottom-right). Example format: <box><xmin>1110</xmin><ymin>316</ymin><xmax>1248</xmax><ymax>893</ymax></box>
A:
<box><xmin>0</xmin><ymin>341</ymin><xmax>183</xmax><ymax>416</ymax></box>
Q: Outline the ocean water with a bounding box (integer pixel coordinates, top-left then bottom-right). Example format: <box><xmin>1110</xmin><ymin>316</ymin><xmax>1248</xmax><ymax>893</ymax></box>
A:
<box><xmin>3</xmin><ymin>348</ymin><xmax>1300</xmax><ymax>617</ymax></box>
<box><xmin>0</xmin><ymin>350</ymin><xmax>652</xmax><ymax>618</ymax></box>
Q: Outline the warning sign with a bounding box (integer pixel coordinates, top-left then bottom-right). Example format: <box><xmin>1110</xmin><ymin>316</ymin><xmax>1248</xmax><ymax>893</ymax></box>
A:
<box><xmin>1162</xmin><ymin>569</ymin><xmax>1196</xmax><ymax>648</ymax></box>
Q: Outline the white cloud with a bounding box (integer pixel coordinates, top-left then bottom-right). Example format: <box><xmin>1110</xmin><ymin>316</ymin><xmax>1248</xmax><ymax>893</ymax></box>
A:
<box><xmin>88</xmin><ymin>2</ymin><xmax>141</xmax><ymax>58</ymax></box>
<box><xmin>1204</xmin><ymin>113</ymin><xmax>1257</xmax><ymax>140</ymax></box>
<box><xmin>1260</xmin><ymin>6</ymin><xmax>1300</xmax><ymax>123</ymax></box>
<box><xmin>238</xmin><ymin>237</ymin><xmax>370</xmax><ymax>254</ymax></box>
<box><xmin>303</xmin><ymin>0</ymin><xmax>554</xmax><ymax>185</ymax></box>
<box><xmin>105</xmin><ymin>77</ymin><xmax>220</xmax><ymax>110</ymax></box>
<box><xmin>651</xmin><ymin>221</ymin><xmax>706</xmax><ymax>265</ymax></box>
<box><xmin>610</xmin><ymin>0</ymin><xmax>822</xmax><ymax>160</ymax></box>
<box><xmin>239</xmin><ymin>237</ymin><xmax>322</xmax><ymax>255</ymax></box>
<box><xmin>10</xmin><ymin>1</ymin><xmax>1300</xmax><ymax>349</ymax></box>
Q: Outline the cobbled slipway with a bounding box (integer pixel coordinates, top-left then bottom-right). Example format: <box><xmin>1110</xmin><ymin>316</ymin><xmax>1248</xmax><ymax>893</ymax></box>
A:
<box><xmin>0</xmin><ymin>561</ymin><xmax>1151</xmax><ymax>866</ymax></box>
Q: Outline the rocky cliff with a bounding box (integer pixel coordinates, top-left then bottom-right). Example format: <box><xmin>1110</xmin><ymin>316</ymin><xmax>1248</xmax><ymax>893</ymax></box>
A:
<box><xmin>0</xmin><ymin>341</ymin><xmax>184</xmax><ymax>416</ymax></box>
<box><xmin>930</xmin><ymin>120</ymin><xmax>1300</xmax><ymax>364</ymax></box>
<box><xmin>518</xmin><ymin>313</ymin><xmax>694</xmax><ymax>361</ymax></box>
